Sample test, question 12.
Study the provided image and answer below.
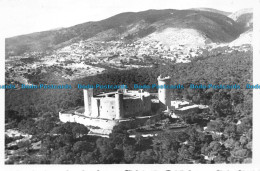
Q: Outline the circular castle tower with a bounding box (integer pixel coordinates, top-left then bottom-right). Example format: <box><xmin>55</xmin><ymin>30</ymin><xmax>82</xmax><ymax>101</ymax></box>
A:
<box><xmin>157</xmin><ymin>75</ymin><xmax>171</xmax><ymax>111</ymax></box>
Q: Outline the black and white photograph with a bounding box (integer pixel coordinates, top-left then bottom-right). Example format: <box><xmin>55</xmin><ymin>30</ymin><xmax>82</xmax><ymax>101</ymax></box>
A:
<box><xmin>1</xmin><ymin>0</ymin><xmax>259</xmax><ymax>169</ymax></box>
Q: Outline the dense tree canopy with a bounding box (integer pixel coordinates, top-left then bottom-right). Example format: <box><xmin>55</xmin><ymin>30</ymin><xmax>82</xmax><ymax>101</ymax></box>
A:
<box><xmin>5</xmin><ymin>48</ymin><xmax>252</xmax><ymax>164</ymax></box>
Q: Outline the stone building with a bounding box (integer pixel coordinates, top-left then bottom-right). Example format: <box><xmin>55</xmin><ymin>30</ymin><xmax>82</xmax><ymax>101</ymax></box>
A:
<box><xmin>83</xmin><ymin>88</ymin><xmax>151</xmax><ymax>120</ymax></box>
<box><xmin>157</xmin><ymin>75</ymin><xmax>171</xmax><ymax>111</ymax></box>
<box><xmin>59</xmin><ymin>75</ymin><xmax>171</xmax><ymax>134</ymax></box>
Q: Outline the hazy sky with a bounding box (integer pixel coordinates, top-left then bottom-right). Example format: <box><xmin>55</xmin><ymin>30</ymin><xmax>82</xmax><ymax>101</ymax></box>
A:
<box><xmin>1</xmin><ymin>0</ymin><xmax>255</xmax><ymax>38</ymax></box>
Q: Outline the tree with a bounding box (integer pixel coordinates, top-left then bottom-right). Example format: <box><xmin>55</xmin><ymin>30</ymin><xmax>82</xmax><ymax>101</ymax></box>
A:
<box><xmin>134</xmin><ymin>149</ymin><xmax>156</xmax><ymax>164</ymax></box>
<box><xmin>17</xmin><ymin>140</ymin><xmax>31</xmax><ymax>152</ymax></box>
<box><xmin>229</xmin><ymin>147</ymin><xmax>250</xmax><ymax>163</ymax></box>
<box><xmin>123</xmin><ymin>145</ymin><xmax>136</xmax><ymax>163</ymax></box>
<box><xmin>211</xmin><ymin>92</ymin><xmax>232</xmax><ymax>117</ymax></box>
<box><xmin>207</xmin><ymin>119</ymin><xmax>225</xmax><ymax>133</ymax></box>
<box><xmin>17</xmin><ymin>119</ymin><xmax>38</xmax><ymax>134</ymax></box>
<box><xmin>237</xmin><ymin>117</ymin><xmax>252</xmax><ymax>134</ymax></box>
<box><xmin>73</xmin><ymin>141</ymin><xmax>93</xmax><ymax>153</ymax></box>
<box><xmin>177</xmin><ymin>145</ymin><xmax>194</xmax><ymax>163</ymax></box>
<box><xmin>36</xmin><ymin>117</ymin><xmax>57</xmax><ymax>134</ymax></box>
<box><xmin>224</xmin><ymin>138</ymin><xmax>236</xmax><ymax>149</ymax></box>
<box><xmin>5</xmin><ymin>110</ymin><xmax>22</xmax><ymax>123</ymax></box>
<box><xmin>134</xmin><ymin>134</ymin><xmax>146</xmax><ymax>151</ymax></box>
<box><xmin>224</xmin><ymin>124</ymin><xmax>237</xmax><ymax>138</ymax></box>
<box><xmin>72</xmin><ymin>124</ymin><xmax>89</xmax><ymax>138</ymax></box>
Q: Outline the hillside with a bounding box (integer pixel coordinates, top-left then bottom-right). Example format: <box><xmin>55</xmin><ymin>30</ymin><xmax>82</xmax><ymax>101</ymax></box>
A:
<box><xmin>141</xmin><ymin>28</ymin><xmax>209</xmax><ymax>47</ymax></box>
<box><xmin>229</xmin><ymin>29</ymin><xmax>252</xmax><ymax>46</ymax></box>
<box><xmin>6</xmin><ymin>9</ymin><xmax>243</xmax><ymax>57</ymax></box>
<box><xmin>189</xmin><ymin>8</ymin><xmax>232</xmax><ymax>16</ymax></box>
<box><xmin>229</xmin><ymin>8</ymin><xmax>253</xmax><ymax>32</ymax></box>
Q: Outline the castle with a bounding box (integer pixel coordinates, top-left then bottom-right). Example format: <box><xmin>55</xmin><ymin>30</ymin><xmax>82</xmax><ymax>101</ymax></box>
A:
<box><xmin>59</xmin><ymin>75</ymin><xmax>171</xmax><ymax>135</ymax></box>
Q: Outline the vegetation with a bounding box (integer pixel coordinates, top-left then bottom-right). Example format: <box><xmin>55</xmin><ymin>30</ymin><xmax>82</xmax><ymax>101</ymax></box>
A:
<box><xmin>5</xmin><ymin>49</ymin><xmax>252</xmax><ymax>164</ymax></box>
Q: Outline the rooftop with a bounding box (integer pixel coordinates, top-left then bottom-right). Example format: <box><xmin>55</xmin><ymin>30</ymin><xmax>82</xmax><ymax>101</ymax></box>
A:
<box><xmin>176</xmin><ymin>104</ymin><xmax>199</xmax><ymax>111</ymax></box>
<box><xmin>171</xmin><ymin>100</ymin><xmax>190</xmax><ymax>106</ymax></box>
<box><xmin>157</xmin><ymin>75</ymin><xmax>171</xmax><ymax>81</ymax></box>
<box><xmin>175</xmin><ymin>104</ymin><xmax>209</xmax><ymax>111</ymax></box>
<box><xmin>94</xmin><ymin>89</ymin><xmax>150</xmax><ymax>99</ymax></box>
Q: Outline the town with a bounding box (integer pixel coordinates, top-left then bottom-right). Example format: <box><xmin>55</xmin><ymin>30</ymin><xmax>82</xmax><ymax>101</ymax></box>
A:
<box><xmin>5</xmin><ymin>39</ymin><xmax>251</xmax><ymax>87</ymax></box>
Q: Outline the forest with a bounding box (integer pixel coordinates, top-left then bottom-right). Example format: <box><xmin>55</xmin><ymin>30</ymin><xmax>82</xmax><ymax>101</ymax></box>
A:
<box><xmin>5</xmin><ymin>49</ymin><xmax>253</xmax><ymax>164</ymax></box>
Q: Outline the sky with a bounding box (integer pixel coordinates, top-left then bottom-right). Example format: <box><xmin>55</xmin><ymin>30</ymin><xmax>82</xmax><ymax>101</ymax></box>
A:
<box><xmin>0</xmin><ymin>0</ymin><xmax>255</xmax><ymax>38</ymax></box>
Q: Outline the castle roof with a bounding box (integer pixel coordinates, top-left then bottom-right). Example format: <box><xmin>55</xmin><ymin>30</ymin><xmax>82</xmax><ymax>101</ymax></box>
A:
<box><xmin>94</xmin><ymin>89</ymin><xmax>150</xmax><ymax>99</ymax></box>
<box><xmin>157</xmin><ymin>75</ymin><xmax>171</xmax><ymax>81</ymax></box>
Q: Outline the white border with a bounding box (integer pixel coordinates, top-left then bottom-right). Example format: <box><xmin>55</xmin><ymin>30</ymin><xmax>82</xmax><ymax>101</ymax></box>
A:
<box><xmin>1</xmin><ymin>0</ymin><xmax>260</xmax><ymax>170</ymax></box>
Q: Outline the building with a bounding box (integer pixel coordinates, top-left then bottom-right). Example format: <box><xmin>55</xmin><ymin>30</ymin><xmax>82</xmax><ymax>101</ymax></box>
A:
<box><xmin>83</xmin><ymin>88</ymin><xmax>152</xmax><ymax>120</ymax></box>
<box><xmin>170</xmin><ymin>100</ymin><xmax>209</xmax><ymax>115</ymax></box>
<box><xmin>59</xmin><ymin>75</ymin><xmax>171</xmax><ymax>135</ymax></box>
<box><xmin>157</xmin><ymin>75</ymin><xmax>171</xmax><ymax>111</ymax></box>
<box><xmin>171</xmin><ymin>100</ymin><xmax>190</xmax><ymax>109</ymax></box>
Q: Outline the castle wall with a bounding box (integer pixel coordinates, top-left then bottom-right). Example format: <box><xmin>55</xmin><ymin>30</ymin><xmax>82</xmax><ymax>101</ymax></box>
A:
<box><xmin>115</xmin><ymin>93</ymin><xmax>124</xmax><ymax>119</ymax></box>
<box><xmin>91</xmin><ymin>98</ymin><xmax>100</xmax><ymax>117</ymax></box>
<box><xmin>59</xmin><ymin>112</ymin><xmax>161</xmax><ymax>134</ymax></box>
<box><xmin>158</xmin><ymin>76</ymin><xmax>171</xmax><ymax>110</ymax></box>
<box><xmin>59</xmin><ymin>112</ymin><xmax>72</xmax><ymax>123</ymax></box>
<box><xmin>118</xmin><ymin>113</ymin><xmax>161</xmax><ymax>129</ymax></box>
<box><xmin>89</xmin><ymin>92</ymin><xmax>151</xmax><ymax>120</ymax></box>
<box><xmin>99</xmin><ymin>98</ymin><xmax>116</xmax><ymax>119</ymax></box>
<box><xmin>123</xmin><ymin>95</ymin><xmax>151</xmax><ymax>117</ymax></box>
<box><xmin>59</xmin><ymin>112</ymin><xmax>118</xmax><ymax>130</ymax></box>
<box><xmin>84</xmin><ymin>89</ymin><xmax>93</xmax><ymax>116</ymax></box>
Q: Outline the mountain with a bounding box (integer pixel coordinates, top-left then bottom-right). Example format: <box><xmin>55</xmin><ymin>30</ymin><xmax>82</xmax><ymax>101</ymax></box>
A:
<box><xmin>229</xmin><ymin>8</ymin><xmax>253</xmax><ymax>32</ymax></box>
<box><xmin>6</xmin><ymin>9</ymin><xmax>245</xmax><ymax>57</ymax></box>
<box><xmin>189</xmin><ymin>8</ymin><xmax>231</xmax><ymax>16</ymax></box>
<box><xmin>229</xmin><ymin>28</ymin><xmax>252</xmax><ymax>46</ymax></box>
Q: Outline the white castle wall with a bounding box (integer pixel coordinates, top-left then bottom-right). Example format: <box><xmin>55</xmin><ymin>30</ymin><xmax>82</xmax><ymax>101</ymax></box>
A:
<box><xmin>59</xmin><ymin>112</ymin><xmax>118</xmax><ymax>130</ymax></box>
<box><xmin>59</xmin><ymin>111</ymin><xmax>161</xmax><ymax>133</ymax></box>
<box><xmin>99</xmin><ymin>97</ymin><xmax>116</xmax><ymax>119</ymax></box>
<box><xmin>91</xmin><ymin>98</ymin><xmax>100</xmax><ymax>117</ymax></box>
<box><xmin>115</xmin><ymin>93</ymin><xmax>124</xmax><ymax>119</ymax></box>
<box><xmin>83</xmin><ymin>89</ymin><xmax>152</xmax><ymax>120</ymax></box>
<box><xmin>59</xmin><ymin>113</ymin><xmax>72</xmax><ymax>123</ymax></box>
<box><xmin>158</xmin><ymin>76</ymin><xmax>171</xmax><ymax>110</ymax></box>
<box><xmin>83</xmin><ymin>88</ymin><xmax>93</xmax><ymax>116</ymax></box>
